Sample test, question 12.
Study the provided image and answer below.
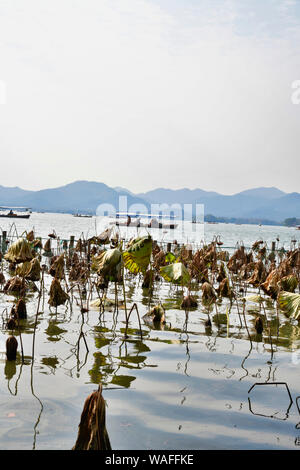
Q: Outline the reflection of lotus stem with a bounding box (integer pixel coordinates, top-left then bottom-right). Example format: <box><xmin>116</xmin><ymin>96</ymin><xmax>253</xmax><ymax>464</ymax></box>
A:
<box><xmin>15</xmin><ymin>315</ymin><xmax>24</xmax><ymax>363</ymax></box>
<box><xmin>261</xmin><ymin>300</ymin><xmax>274</xmax><ymax>360</ymax></box>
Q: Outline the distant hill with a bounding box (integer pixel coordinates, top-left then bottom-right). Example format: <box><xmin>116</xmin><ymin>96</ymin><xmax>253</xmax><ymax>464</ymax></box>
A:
<box><xmin>138</xmin><ymin>186</ymin><xmax>299</xmax><ymax>222</ymax></box>
<box><xmin>0</xmin><ymin>181</ymin><xmax>299</xmax><ymax>223</ymax></box>
<box><xmin>138</xmin><ymin>187</ymin><xmax>220</xmax><ymax>205</ymax></box>
<box><xmin>0</xmin><ymin>181</ymin><xmax>149</xmax><ymax>215</ymax></box>
<box><xmin>235</xmin><ymin>187</ymin><xmax>286</xmax><ymax>199</ymax></box>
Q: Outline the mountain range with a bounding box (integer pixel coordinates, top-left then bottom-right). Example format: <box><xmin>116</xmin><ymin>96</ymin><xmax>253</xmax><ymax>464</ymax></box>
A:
<box><xmin>0</xmin><ymin>180</ymin><xmax>299</xmax><ymax>224</ymax></box>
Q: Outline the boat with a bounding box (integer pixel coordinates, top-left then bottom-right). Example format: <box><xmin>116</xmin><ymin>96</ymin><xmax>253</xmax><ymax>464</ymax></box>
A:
<box><xmin>143</xmin><ymin>218</ymin><xmax>178</xmax><ymax>229</ymax></box>
<box><xmin>0</xmin><ymin>206</ymin><xmax>31</xmax><ymax>219</ymax></box>
<box><xmin>73</xmin><ymin>213</ymin><xmax>93</xmax><ymax>218</ymax></box>
<box><xmin>109</xmin><ymin>212</ymin><xmax>178</xmax><ymax>229</ymax></box>
<box><xmin>109</xmin><ymin>215</ymin><xmax>141</xmax><ymax>227</ymax></box>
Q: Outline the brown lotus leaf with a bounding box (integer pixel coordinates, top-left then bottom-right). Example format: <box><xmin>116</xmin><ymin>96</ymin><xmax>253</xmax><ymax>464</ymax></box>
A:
<box><xmin>202</xmin><ymin>282</ymin><xmax>217</xmax><ymax>303</ymax></box>
<box><xmin>72</xmin><ymin>385</ymin><xmax>111</xmax><ymax>450</ymax></box>
<box><xmin>247</xmin><ymin>260</ymin><xmax>267</xmax><ymax>287</ymax></box>
<box><xmin>26</xmin><ymin>230</ymin><xmax>35</xmax><ymax>242</ymax></box>
<box><xmin>4</xmin><ymin>276</ymin><xmax>26</xmax><ymax>296</ymax></box>
<box><xmin>217</xmin><ymin>277</ymin><xmax>233</xmax><ymax>298</ymax></box>
<box><xmin>49</xmin><ymin>254</ymin><xmax>65</xmax><ymax>279</ymax></box>
<box><xmin>4</xmin><ymin>238</ymin><xmax>34</xmax><ymax>264</ymax></box>
<box><xmin>48</xmin><ymin>278</ymin><xmax>69</xmax><ymax>308</ymax></box>
<box><xmin>15</xmin><ymin>298</ymin><xmax>27</xmax><ymax>319</ymax></box>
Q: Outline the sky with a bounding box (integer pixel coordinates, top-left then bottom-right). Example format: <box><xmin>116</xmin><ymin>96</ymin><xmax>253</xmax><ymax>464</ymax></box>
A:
<box><xmin>0</xmin><ymin>0</ymin><xmax>299</xmax><ymax>195</ymax></box>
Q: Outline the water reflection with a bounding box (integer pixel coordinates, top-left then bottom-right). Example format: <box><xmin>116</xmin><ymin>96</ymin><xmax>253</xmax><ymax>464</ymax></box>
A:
<box><xmin>248</xmin><ymin>382</ymin><xmax>293</xmax><ymax>421</ymax></box>
<box><xmin>45</xmin><ymin>320</ymin><xmax>67</xmax><ymax>342</ymax></box>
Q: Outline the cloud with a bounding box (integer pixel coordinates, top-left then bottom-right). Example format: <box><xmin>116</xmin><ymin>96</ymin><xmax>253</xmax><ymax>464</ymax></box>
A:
<box><xmin>0</xmin><ymin>0</ymin><xmax>299</xmax><ymax>194</ymax></box>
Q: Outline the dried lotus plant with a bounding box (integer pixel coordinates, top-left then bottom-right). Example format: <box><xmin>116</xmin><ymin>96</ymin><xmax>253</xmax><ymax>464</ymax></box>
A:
<box><xmin>4</xmin><ymin>238</ymin><xmax>34</xmax><ymax>264</ymax></box>
<box><xmin>48</xmin><ymin>278</ymin><xmax>69</xmax><ymax>308</ymax></box>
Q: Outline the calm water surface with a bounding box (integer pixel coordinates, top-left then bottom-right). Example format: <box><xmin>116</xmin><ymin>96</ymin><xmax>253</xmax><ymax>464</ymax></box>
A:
<box><xmin>0</xmin><ymin>213</ymin><xmax>299</xmax><ymax>450</ymax></box>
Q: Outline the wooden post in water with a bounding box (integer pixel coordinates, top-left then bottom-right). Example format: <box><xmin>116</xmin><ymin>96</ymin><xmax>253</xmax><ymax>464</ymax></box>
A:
<box><xmin>69</xmin><ymin>235</ymin><xmax>75</xmax><ymax>253</ymax></box>
<box><xmin>2</xmin><ymin>231</ymin><xmax>7</xmax><ymax>253</ymax></box>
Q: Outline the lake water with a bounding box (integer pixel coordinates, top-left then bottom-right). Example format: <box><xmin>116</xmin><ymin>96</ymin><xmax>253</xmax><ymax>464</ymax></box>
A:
<box><xmin>0</xmin><ymin>212</ymin><xmax>300</xmax><ymax>450</ymax></box>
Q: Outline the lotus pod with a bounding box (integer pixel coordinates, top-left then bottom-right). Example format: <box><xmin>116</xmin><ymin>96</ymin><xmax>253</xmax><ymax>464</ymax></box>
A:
<box><xmin>123</xmin><ymin>236</ymin><xmax>152</xmax><ymax>275</ymax></box>
<box><xmin>48</xmin><ymin>278</ymin><xmax>69</xmax><ymax>308</ymax></box>
<box><xmin>49</xmin><ymin>254</ymin><xmax>65</xmax><ymax>279</ymax></box>
<box><xmin>4</xmin><ymin>238</ymin><xmax>34</xmax><ymax>264</ymax></box>
<box><xmin>93</xmin><ymin>248</ymin><xmax>122</xmax><ymax>281</ymax></box>
<box><xmin>202</xmin><ymin>282</ymin><xmax>217</xmax><ymax>303</ymax></box>
<box><xmin>6</xmin><ymin>336</ymin><xmax>18</xmax><ymax>361</ymax></box>
<box><xmin>160</xmin><ymin>262</ymin><xmax>190</xmax><ymax>285</ymax></box>
<box><xmin>15</xmin><ymin>298</ymin><xmax>27</xmax><ymax>319</ymax></box>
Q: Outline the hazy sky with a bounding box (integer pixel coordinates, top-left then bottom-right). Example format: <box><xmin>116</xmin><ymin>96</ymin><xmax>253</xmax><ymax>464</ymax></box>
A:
<box><xmin>0</xmin><ymin>0</ymin><xmax>299</xmax><ymax>195</ymax></box>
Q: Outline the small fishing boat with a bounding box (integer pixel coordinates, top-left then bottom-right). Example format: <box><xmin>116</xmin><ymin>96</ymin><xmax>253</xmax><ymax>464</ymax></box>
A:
<box><xmin>73</xmin><ymin>213</ymin><xmax>93</xmax><ymax>218</ymax></box>
<box><xmin>142</xmin><ymin>218</ymin><xmax>178</xmax><ymax>229</ymax></box>
<box><xmin>109</xmin><ymin>212</ymin><xmax>178</xmax><ymax>229</ymax></box>
<box><xmin>0</xmin><ymin>206</ymin><xmax>31</xmax><ymax>219</ymax></box>
<box><xmin>109</xmin><ymin>216</ymin><xmax>141</xmax><ymax>227</ymax></box>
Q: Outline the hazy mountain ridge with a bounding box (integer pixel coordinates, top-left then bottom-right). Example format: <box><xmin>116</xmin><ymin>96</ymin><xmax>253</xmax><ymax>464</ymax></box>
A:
<box><xmin>0</xmin><ymin>181</ymin><xmax>298</xmax><ymax>222</ymax></box>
